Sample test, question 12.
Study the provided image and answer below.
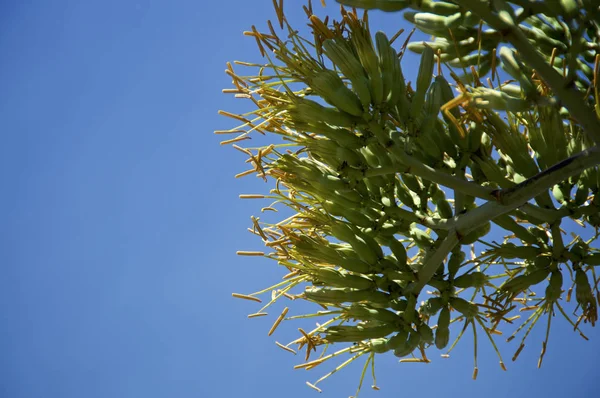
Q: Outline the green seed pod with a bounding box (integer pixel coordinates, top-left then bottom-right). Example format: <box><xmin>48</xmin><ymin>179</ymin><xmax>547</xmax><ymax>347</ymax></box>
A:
<box><xmin>416</xmin><ymin>131</ymin><xmax>444</xmax><ymax>161</ymax></box>
<box><xmin>552</xmin><ymin>184</ymin><xmax>570</xmax><ymax>205</ymax></box>
<box><xmin>363</xmin><ymin>176</ymin><xmax>386</xmax><ymax>199</ymax></box>
<box><xmin>395</xmin><ymin>180</ymin><xmax>416</xmax><ymax>208</ymax></box>
<box><xmin>492</xmin><ymin>214</ymin><xmax>538</xmax><ymax>244</ymax></box>
<box><xmin>460</xmin><ymin>221</ymin><xmax>491</xmax><ymax>245</ymax></box>
<box><xmin>386</xmin><ymin>329</ymin><xmax>409</xmax><ymax>351</ymax></box>
<box><xmin>329</xmin><ymin>222</ymin><xmax>358</xmax><ymax>243</ymax></box>
<box><xmin>480</xmin><ymin>132</ymin><xmax>493</xmax><ymax>157</ymax></box>
<box><xmin>394</xmin><ymin>329</ymin><xmax>421</xmax><ymax>357</ymax></box>
<box><xmin>431</xmin><ymin>186</ymin><xmax>446</xmax><ymax>203</ymax></box>
<box><xmin>436</xmin><ymin>199</ymin><xmax>453</xmax><ymax>219</ymax></box>
<box><xmin>418</xmin><ymin>322</ymin><xmax>434</xmax><ymax>344</ymax></box>
<box><xmin>402</xmin><ymin>174</ymin><xmax>423</xmax><ymax>193</ymax></box>
<box><xmin>531</xmin><ymin>255</ymin><xmax>552</xmax><ymax>271</ymax></box>
<box><xmin>384</xmin><ymin>238</ymin><xmax>408</xmax><ymax>269</ymax></box>
<box><xmin>293</xmin><ymin>120</ymin><xmax>364</xmax><ymax>149</ymax></box>
<box><xmin>337</xmin><ymin>256</ymin><xmax>372</xmax><ymax>273</ymax></box>
<box><xmin>389</xmin><ymin>298</ymin><xmax>408</xmax><ymax>312</ymax></box>
<box><xmin>414</xmin><ymin>12</ymin><xmax>449</xmax><ymax>29</ymax></box>
<box><xmin>357</xmin><ymin>229</ymin><xmax>385</xmax><ymax>258</ymax></box>
<box><xmin>349</xmin><ymin>22</ymin><xmax>384</xmax><ymax>107</ymax></box>
<box><xmin>311</xmin><ymin>267</ymin><xmax>375</xmax><ymax>290</ymax></box>
<box><xmin>493</xmin><ymin>243</ymin><xmax>541</xmax><ymax>259</ymax></box>
<box><xmin>465</xmin><ymin>123</ymin><xmax>482</xmax><ymax>155</ymax></box>
<box><xmin>471</xmin><ymin>87</ymin><xmax>530</xmax><ymax>112</ymax></box>
<box><xmin>346</xmin><ymin>304</ymin><xmax>404</xmax><ymax>324</ymax></box>
<box><xmin>435</xmin><ymin>306</ymin><xmax>451</xmax><ymax>349</ymax></box>
<box><xmin>419</xmin><ymin>76</ymin><xmax>443</xmax><ymax>129</ymax></box>
<box><xmin>582</xmin><ymin>253</ymin><xmax>600</xmax><ymax>266</ymax></box>
<box><xmin>375</xmin><ymin>31</ymin><xmax>395</xmax><ymax>105</ymax></box>
<box><xmin>336</xmin><ymin>146</ymin><xmax>366</xmax><ymax>168</ymax></box>
<box><xmin>336</xmin><ymin>0</ymin><xmax>409</xmax><ymax>12</ymax></box>
<box><xmin>410</xmin><ymin>45</ymin><xmax>434</xmax><ymax>121</ymax></box>
<box><xmin>410</xmin><ymin>225</ymin><xmax>434</xmax><ymax>249</ymax></box>
<box><xmin>469</xmin><ymin>161</ymin><xmax>486</xmax><ymax>183</ymax></box>
<box><xmin>360</xmin><ymin>145</ymin><xmax>382</xmax><ymax>168</ymax></box>
<box><xmin>350</xmin><ymin>234</ymin><xmax>382</xmax><ymax>265</ymax></box>
<box><xmin>587</xmin><ymin>213</ymin><xmax>600</xmax><ymax>228</ymax></box>
<box><xmin>499</xmin><ymin>83</ymin><xmax>523</xmax><ymax>97</ymax></box>
<box><xmin>304</xmin><ymin>287</ymin><xmax>391</xmax><ymax>305</ymax></box>
<box><xmin>384</xmin><ymin>269</ymin><xmax>416</xmax><ymax>282</ymax></box>
<box><xmin>570</xmin><ymin>241</ymin><xmax>588</xmax><ymax>261</ymax></box>
<box><xmin>420</xmin><ymin>297</ymin><xmax>444</xmax><ymax>317</ymax></box>
<box><xmin>521</xmin><ymin>26</ymin><xmax>569</xmax><ymax>53</ymax></box>
<box><xmin>407</xmin><ymin>39</ymin><xmax>450</xmax><ymax>55</ymax></box>
<box><xmin>528</xmin><ymin>227</ymin><xmax>549</xmax><ymax>245</ymax></box>
<box><xmin>447</xmin><ymin>52</ymin><xmax>491</xmax><ymax>69</ymax></box>
<box><xmin>498</xmin><ymin>46</ymin><xmax>535</xmax><ymax>95</ymax></box>
<box><xmin>448</xmin><ymin>250</ymin><xmax>466</xmax><ymax>279</ymax></box>
<box><xmin>287</xmin><ymin>97</ymin><xmax>357</xmax><ymax>127</ymax></box>
<box><xmin>375</xmin><ymin>274</ymin><xmax>404</xmax><ymax>294</ymax></box>
<box><xmin>575</xmin><ymin>268</ymin><xmax>594</xmax><ymax>308</ymax></box>
<box><xmin>474</xmin><ymin>158</ymin><xmax>510</xmax><ymax>188</ymax></box>
<box><xmin>449</xmin><ymin>297</ymin><xmax>478</xmax><ymax>318</ymax></box>
<box><xmin>366</xmin><ymin>141</ymin><xmax>392</xmax><ymax>166</ymax></box>
<box><xmin>320</xmin><ymin>190</ymin><xmax>361</xmax><ymax>212</ymax></box>
<box><xmin>322</xmin><ymin>38</ymin><xmax>372</xmax><ymax>110</ymax></box>
<box><xmin>545</xmin><ymin>270</ymin><xmax>563</xmax><ymax>303</ymax></box>
<box><xmin>403</xmin><ymin>294</ymin><xmax>417</xmax><ymax>324</ymax></box>
<box><xmin>308</xmin><ymin>70</ymin><xmax>364</xmax><ymax>117</ymax></box>
<box><xmin>295</xmin><ymin>236</ymin><xmax>339</xmax><ymax>263</ymax></box>
<box><xmin>369</xmin><ymin>337</ymin><xmax>391</xmax><ymax>354</ymax></box>
<box><xmin>417</xmin><ymin>0</ymin><xmax>461</xmax><ymax>15</ymax></box>
<box><xmin>340</xmin><ymin>208</ymin><xmax>374</xmax><ymax>228</ymax></box>
<box><xmin>432</xmin><ymin>121</ymin><xmax>459</xmax><ymax>159</ymax></box>
<box><xmin>453</xmin><ymin>272</ymin><xmax>488</xmax><ymax>289</ymax></box>
<box><xmin>573</xmin><ymin>184</ymin><xmax>589</xmax><ymax>206</ymax></box>
<box><xmin>499</xmin><ymin>268</ymin><xmax>550</xmax><ymax>295</ymax></box>
<box><xmin>325</xmin><ymin>324</ymin><xmax>397</xmax><ymax>342</ymax></box>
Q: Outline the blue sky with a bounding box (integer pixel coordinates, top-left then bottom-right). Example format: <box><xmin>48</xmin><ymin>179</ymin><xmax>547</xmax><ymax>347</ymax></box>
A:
<box><xmin>1</xmin><ymin>1</ymin><xmax>598</xmax><ymax>397</ymax></box>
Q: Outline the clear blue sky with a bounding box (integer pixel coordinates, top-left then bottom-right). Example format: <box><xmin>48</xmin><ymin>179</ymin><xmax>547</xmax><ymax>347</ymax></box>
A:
<box><xmin>1</xmin><ymin>1</ymin><xmax>597</xmax><ymax>397</ymax></box>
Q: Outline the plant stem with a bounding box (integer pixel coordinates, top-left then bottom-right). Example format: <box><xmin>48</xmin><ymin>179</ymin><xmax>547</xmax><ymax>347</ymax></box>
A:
<box><xmin>414</xmin><ymin>145</ymin><xmax>600</xmax><ymax>293</ymax></box>
<box><xmin>366</xmin><ymin>150</ymin><xmax>494</xmax><ymax>200</ymax></box>
<box><xmin>452</xmin><ymin>0</ymin><xmax>600</xmax><ymax>144</ymax></box>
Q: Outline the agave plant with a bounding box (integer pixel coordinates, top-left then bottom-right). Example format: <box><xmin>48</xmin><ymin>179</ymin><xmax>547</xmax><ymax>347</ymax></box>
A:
<box><xmin>219</xmin><ymin>0</ymin><xmax>600</xmax><ymax>395</ymax></box>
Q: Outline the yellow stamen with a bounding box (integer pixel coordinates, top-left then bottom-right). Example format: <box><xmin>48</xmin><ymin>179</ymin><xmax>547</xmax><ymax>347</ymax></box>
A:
<box><xmin>213</xmin><ymin>129</ymin><xmax>245</xmax><ymax>135</ymax></box>
<box><xmin>389</xmin><ymin>27</ymin><xmax>404</xmax><ymax>45</ymax></box>
<box><xmin>248</xmin><ymin>312</ymin><xmax>268</xmax><ymax>318</ymax></box>
<box><xmin>232</xmin><ymin>293</ymin><xmax>262</xmax><ymax>303</ymax></box>
<box><xmin>512</xmin><ymin>343</ymin><xmax>525</xmax><ymax>361</ymax></box>
<box><xmin>235</xmin><ymin>169</ymin><xmax>256</xmax><ymax>178</ymax></box>
<box><xmin>276</xmin><ymin>341</ymin><xmax>296</xmax><ymax>354</ymax></box>
<box><xmin>218</xmin><ymin>110</ymin><xmax>251</xmax><ymax>124</ymax></box>
<box><xmin>222</xmin><ymin>88</ymin><xmax>243</xmax><ymax>94</ymax></box>
<box><xmin>306</xmin><ymin>381</ymin><xmax>322</xmax><ymax>393</ymax></box>
<box><xmin>236</xmin><ymin>250</ymin><xmax>265</xmax><ymax>256</ymax></box>
<box><xmin>220</xmin><ymin>135</ymin><xmax>250</xmax><ymax>145</ymax></box>
<box><xmin>268</xmin><ymin>307</ymin><xmax>289</xmax><ymax>336</ymax></box>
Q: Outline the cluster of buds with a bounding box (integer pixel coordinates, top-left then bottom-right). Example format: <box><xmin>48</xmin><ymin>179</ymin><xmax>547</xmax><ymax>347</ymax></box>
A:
<box><xmin>220</xmin><ymin>0</ymin><xmax>600</xmax><ymax>395</ymax></box>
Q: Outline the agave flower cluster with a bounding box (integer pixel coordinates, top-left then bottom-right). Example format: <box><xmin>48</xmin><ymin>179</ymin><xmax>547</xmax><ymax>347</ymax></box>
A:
<box><xmin>219</xmin><ymin>0</ymin><xmax>600</xmax><ymax>395</ymax></box>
